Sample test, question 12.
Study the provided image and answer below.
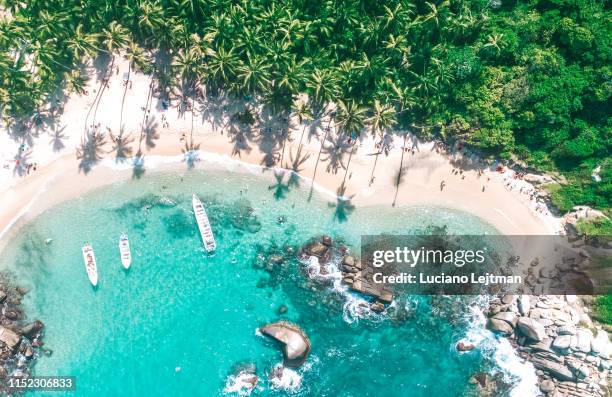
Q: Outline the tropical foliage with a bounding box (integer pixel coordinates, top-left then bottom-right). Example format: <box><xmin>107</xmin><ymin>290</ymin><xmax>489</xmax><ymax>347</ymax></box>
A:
<box><xmin>0</xmin><ymin>0</ymin><xmax>610</xmax><ymax>211</ymax></box>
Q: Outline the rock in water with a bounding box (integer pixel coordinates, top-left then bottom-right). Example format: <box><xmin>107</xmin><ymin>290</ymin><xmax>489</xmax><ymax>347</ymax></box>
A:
<box><xmin>260</xmin><ymin>321</ymin><xmax>311</xmax><ymax>368</ymax></box>
<box><xmin>20</xmin><ymin>320</ymin><xmax>44</xmax><ymax>339</ymax></box>
<box><xmin>517</xmin><ymin>317</ymin><xmax>546</xmax><ymax>341</ymax></box>
<box><xmin>456</xmin><ymin>341</ymin><xmax>476</xmax><ymax>352</ymax></box>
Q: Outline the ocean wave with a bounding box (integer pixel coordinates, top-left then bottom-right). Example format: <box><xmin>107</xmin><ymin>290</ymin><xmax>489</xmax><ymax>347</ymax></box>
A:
<box><xmin>463</xmin><ymin>295</ymin><xmax>539</xmax><ymax>397</ymax></box>
<box><xmin>301</xmin><ymin>255</ymin><xmax>389</xmax><ymax>324</ymax></box>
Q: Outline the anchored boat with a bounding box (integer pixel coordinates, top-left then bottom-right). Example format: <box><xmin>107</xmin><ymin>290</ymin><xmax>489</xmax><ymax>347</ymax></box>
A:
<box><xmin>119</xmin><ymin>233</ymin><xmax>131</xmax><ymax>269</ymax></box>
<box><xmin>192</xmin><ymin>194</ymin><xmax>216</xmax><ymax>252</ymax></box>
<box><xmin>82</xmin><ymin>243</ymin><xmax>98</xmax><ymax>286</ymax></box>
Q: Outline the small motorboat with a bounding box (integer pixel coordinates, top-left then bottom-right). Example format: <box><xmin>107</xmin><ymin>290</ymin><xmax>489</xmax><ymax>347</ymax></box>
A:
<box><xmin>82</xmin><ymin>243</ymin><xmax>98</xmax><ymax>286</ymax></box>
<box><xmin>119</xmin><ymin>233</ymin><xmax>131</xmax><ymax>269</ymax></box>
<box><xmin>192</xmin><ymin>194</ymin><xmax>216</xmax><ymax>252</ymax></box>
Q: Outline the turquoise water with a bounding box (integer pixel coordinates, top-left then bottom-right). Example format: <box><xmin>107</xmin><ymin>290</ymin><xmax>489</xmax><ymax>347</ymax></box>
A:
<box><xmin>0</xmin><ymin>163</ymin><xmax>512</xmax><ymax>396</ymax></box>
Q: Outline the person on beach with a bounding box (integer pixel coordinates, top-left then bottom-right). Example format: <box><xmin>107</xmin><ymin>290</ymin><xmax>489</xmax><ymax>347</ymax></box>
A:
<box><xmin>440</xmin><ymin>180</ymin><xmax>446</xmax><ymax>191</ymax></box>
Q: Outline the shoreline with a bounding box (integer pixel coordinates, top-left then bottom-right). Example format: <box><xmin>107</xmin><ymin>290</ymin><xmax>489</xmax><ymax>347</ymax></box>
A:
<box><xmin>0</xmin><ymin>57</ymin><xmax>561</xmax><ymax>247</ymax></box>
<box><xmin>0</xmin><ymin>140</ymin><xmax>559</xmax><ymax>251</ymax></box>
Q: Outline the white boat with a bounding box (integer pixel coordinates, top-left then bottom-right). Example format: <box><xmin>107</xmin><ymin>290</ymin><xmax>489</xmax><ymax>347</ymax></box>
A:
<box><xmin>82</xmin><ymin>243</ymin><xmax>98</xmax><ymax>286</ymax></box>
<box><xmin>119</xmin><ymin>233</ymin><xmax>131</xmax><ymax>269</ymax></box>
<box><xmin>192</xmin><ymin>194</ymin><xmax>216</xmax><ymax>252</ymax></box>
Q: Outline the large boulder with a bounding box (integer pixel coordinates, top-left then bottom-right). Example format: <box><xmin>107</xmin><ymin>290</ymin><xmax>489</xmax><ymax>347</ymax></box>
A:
<box><xmin>591</xmin><ymin>330</ymin><xmax>611</xmax><ymax>359</ymax></box>
<box><xmin>552</xmin><ymin>335</ymin><xmax>572</xmax><ymax>351</ymax></box>
<box><xmin>531</xmin><ymin>356</ymin><xmax>575</xmax><ymax>381</ymax></box>
<box><xmin>260</xmin><ymin>322</ymin><xmax>311</xmax><ymax>368</ymax></box>
<box><xmin>0</xmin><ymin>326</ymin><xmax>21</xmax><ymax>350</ymax></box>
<box><xmin>575</xmin><ymin>328</ymin><xmax>592</xmax><ymax>353</ymax></box>
<box><xmin>487</xmin><ymin>318</ymin><xmax>514</xmax><ymax>335</ymax></box>
<box><xmin>518</xmin><ymin>295</ymin><xmax>530</xmax><ymax>316</ymax></box>
<box><xmin>517</xmin><ymin>317</ymin><xmax>546</xmax><ymax>341</ymax></box>
<box><xmin>492</xmin><ymin>312</ymin><xmax>518</xmax><ymax>328</ymax></box>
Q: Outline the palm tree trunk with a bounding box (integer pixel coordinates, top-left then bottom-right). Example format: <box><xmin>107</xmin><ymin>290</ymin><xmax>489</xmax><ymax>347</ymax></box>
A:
<box><xmin>296</xmin><ymin>124</ymin><xmax>307</xmax><ymax>154</ymax></box>
<box><xmin>137</xmin><ymin>76</ymin><xmax>154</xmax><ymax>152</ymax></box>
<box><xmin>92</xmin><ymin>55</ymin><xmax>115</xmax><ymax>125</ymax></box>
<box><xmin>311</xmin><ymin>116</ymin><xmax>333</xmax><ymax>187</ymax></box>
<box><xmin>119</xmin><ymin>62</ymin><xmax>131</xmax><ymax>133</ymax></box>
<box><xmin>392</xmin><ymin>134</ymin><xmax>408</xmax><ymax>207</ymax></box>
<box><xmin>279</xmin><ymin>131</ymin><xmax>287</xmax><ymax>167</ymax></box>
<box><xmin>369</xmin><ymin>135</ymin><xmax>383</xmax><ymax>186</ymax></box>
<box><xmin>341</xmin><ymin>141</ymin><xmax>355</xmax><ymax>188</ymax></box>
<box><xmin>83</xmin><ymin>57</ymin><xmax>113</xmax><ymax>132</ymax></box>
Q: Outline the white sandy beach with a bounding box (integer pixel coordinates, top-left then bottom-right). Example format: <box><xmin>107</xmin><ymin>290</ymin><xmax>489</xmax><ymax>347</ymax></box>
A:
<box><xmin>0</xmin><ymin>57</ymin><xmax>562</xmax><ymax>241</ymax></box>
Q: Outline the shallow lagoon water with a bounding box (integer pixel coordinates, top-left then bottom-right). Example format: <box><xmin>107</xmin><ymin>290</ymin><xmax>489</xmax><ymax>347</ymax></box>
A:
<box><xmin>0</xmin><ymin>163</ymin><xmax>526</xmax><ymax>396</ymax></box>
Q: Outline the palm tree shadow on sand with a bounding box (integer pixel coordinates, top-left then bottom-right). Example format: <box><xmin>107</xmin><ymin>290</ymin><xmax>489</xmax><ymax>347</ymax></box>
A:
<box><xmin>227</xmin><ymin>123</ymin><xmax>253</xmax><ymax>158</ymax></box>
<box><xmin>76</xmin><ymin>131</ymin><xmax>107</xmax><ymax>174</ymax></box>
<box><xmin>49</xmin><ymin>125</ymin><xmax>67</xmax><ymax>152</ymax></box>
<box><xmin>328</xmin><ymin>182</ymin><xmax>355</xmax><ymax>222</ymax></box>
<box><xmin>286</xmin><ymin>146</ymin><xmax>311</xmax><ymax>189</ymax></box>
<box><xmin>321</xmin><ymin>133</ymin><xmax>350</xmax><ymax>174</ymax></box>
<box><xmin>143</xmin><ymin>116</ymin><xmax>160</xmax><ymax>149</ymax></box>
<box><xmin>110</xmin><ymin>129</ymin><xmax>135</xmax><ymax>162</ymax></box>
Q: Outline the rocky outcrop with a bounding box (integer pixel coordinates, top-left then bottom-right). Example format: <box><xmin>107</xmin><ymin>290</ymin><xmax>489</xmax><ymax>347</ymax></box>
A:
<box><xmin>21</xmin><ymin>320</ymin><xmax>44</xmax><ymax>339</ymax></box>
<box><xmin>0</xmin><ymin>274</ymin><xmax>45</xmax><ymax>388</ymax></box>
<box><xmin>486</xmin><ymin>294</ymin><xmax>611</xmax><ymax>397</ymax></box>
<box><xmin>260</xmin><ymin>321</ymin><xmax>311</xmax><ymax>368</ymax></box>
<box><xmin>299</xmin><ymin>237</ymin><xmax>394</xmax><ymax>312</ymax></box>
<box><xmin>340</xmin><ymin>255</ymin><xmax>393</xmax><ymax>304</ymax></box>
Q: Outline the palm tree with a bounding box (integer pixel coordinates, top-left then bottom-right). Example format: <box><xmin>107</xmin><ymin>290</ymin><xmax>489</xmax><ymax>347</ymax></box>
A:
<box><xmin>334</xmin><ymin>100</ymin><xmax>367</xmax><ymax>187</ymax></box>
<box><xmin>367</xmin><ymin>100</ymin><xmax>396</xmax><ymax>185</ymax></box>
<box><xmin>101</xmin><ymin>21</ymin><xmax>129</xmax><ymax>68</ymax></box>
<box><xmin>236</xmin><ymin>54</ymin><xmax>271</xmax><ymax>95</ymax></box>
<box><xmin>305</xmin><ymin>68</ymin><xmax>339</xmax><ymax>112</ymax></box>
<box><xmin>206</xmin><ymin>46</ymin><xmax>239</xmax><ymax>87</ymax></box>
<box><xmin>66</xmin><ymin>24</ymin><xmax>99</xmax><ymax>60</ymax></box>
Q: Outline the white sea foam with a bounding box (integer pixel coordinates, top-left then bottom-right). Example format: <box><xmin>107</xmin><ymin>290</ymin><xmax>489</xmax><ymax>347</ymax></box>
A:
<box><xmin>301</xmin><ymin>254</ymin><xmax>389</xmax><ymax>324</ymax></box>
<box><xmin>494</xmin><ymin>339</ymin><xmax>539</xmax><ymax>397</ymax></box>
<box><xmin>223</xmin><ymin>371</ymin><xmax>260</xmax><ymax>396</ymax></box>
<box><xmin>269</xmin><ymin>363</ymin><xmax>302</xmax><ymax>393</ymax></box>
<box><xmin>463</xmin><ymin>296</ymin><xmax>539</xmax><ymax>397</ymax></box>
